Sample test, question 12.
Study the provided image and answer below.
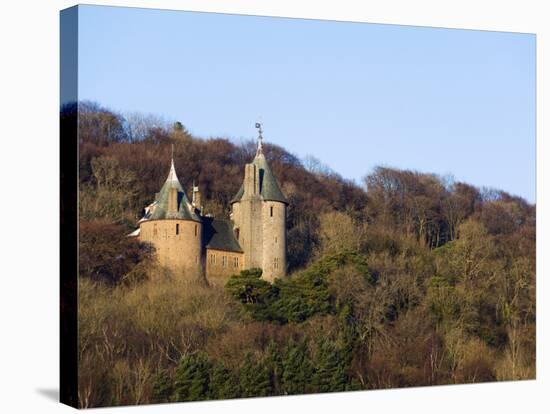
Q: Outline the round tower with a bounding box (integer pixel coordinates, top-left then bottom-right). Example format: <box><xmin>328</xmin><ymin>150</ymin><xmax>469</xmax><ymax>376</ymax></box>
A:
<box><xmin>140</xmin><ymin>219</ymin><xmax>202</xmax><ymax>279</ymax></box>
<box><xmin>138</xmin><ymin>156</ymin><xmax>204</xmax><ymax>282</ymax></box>
<box><xmin>230</xmin><ymin>123</ymin><xmax>288</xmax><ymax>282</ymax></box>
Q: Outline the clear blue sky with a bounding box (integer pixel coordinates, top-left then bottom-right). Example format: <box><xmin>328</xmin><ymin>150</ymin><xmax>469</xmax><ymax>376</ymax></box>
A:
<box><xmin>76</xmin><ymin>5</ymin><xmax>536</xmax><ymax>202</ymax></box>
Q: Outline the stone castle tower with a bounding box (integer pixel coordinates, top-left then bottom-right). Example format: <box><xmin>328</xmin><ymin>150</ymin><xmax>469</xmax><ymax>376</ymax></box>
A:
<box><xmin>133</xmin><ymin>124</ymin><xmax>287</xmax><ymax>284</ymax></box>
<box><xmin>230</xmin><ymin>125</ymin><xmax>288</xmax><ymax>281</ymax></box>
<box><xmin>137</xmin><ymin>157</ymin><xmax>205</xmax><ymax>281</ymax></box>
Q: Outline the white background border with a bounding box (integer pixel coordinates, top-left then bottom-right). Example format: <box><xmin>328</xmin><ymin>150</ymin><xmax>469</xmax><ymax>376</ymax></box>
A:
<box><xmin>0</xmin><ymin>0</ymin><xmax>546</xmax><ymax>412</ymax></box>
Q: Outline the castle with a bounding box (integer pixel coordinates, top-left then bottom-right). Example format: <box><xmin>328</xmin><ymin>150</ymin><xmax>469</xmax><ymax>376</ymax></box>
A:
<box><xmin>132</xmin><ymin>125</ymin><xmax>287</xmax><ymax>284</ymax></box>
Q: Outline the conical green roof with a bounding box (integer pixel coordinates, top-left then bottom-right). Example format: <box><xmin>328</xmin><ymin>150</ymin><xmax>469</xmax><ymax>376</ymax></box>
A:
<box><xmin>146</xmin><ymin>160</ymin><xmax>201</xmax><ymax>222</ymax></box>
<box><xmin>231</xmin><ymin>152</ymin><xmax>287</xmax><ymax>204</ymax></box>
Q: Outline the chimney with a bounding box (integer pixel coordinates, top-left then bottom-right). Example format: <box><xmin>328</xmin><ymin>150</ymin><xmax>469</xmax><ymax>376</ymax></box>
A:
<box><xmin>167</xmin><ymin>187</ymin><xmax>178</xmax><ymax>214</ymax></box>
<box><xmin>192</xmin><ymin>185</ymin><xmax>202</xmax><ymax>211</ymax></box>
<box><xmin>243</xmin><ymin>164</ymin><xmax>258</xmax><ymax>197</ymax></box>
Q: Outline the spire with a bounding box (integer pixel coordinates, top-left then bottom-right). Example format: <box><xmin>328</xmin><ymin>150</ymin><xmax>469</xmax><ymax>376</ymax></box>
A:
<box><xmin>167</xmin><ymin>144</ymin><xmax>179</xmax><ymax>183</ymax></box>
<box><xmin>230</xmin><ymin>124</ymin><xmax>288</xmax><ymax>205</ymax></box>
<box><xmin>255</xmin><ymin>122</ymin><xmax>263</xmax><ymax>156</ymax></box>
<box><xmin>146</xmin><ymin>145</ymin><xmax>200</xmax><ymax>222</ymax></box>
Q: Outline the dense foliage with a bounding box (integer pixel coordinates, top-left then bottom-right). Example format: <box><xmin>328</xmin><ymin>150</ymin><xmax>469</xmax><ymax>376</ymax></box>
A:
<box><xmin>73</xmin><ymin>102</ymin><xmax>536</xmax><ymax>407</ymax></box>
<box><xmin>226</xmin><ymin>252</ymin><xmax>372</xmax><ymax>323</ymax></box>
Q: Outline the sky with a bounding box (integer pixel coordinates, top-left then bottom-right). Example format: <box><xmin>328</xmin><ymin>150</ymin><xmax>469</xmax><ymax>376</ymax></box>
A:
<box><xmin>75</xmin><ymin>5</ymin><xmax>536</xmax><ymax>202</ymax></box>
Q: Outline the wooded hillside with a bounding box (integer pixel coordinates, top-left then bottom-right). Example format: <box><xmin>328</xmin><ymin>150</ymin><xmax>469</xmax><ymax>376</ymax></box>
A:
<box><xmin>68</xmin><ymin>102</ymin><xmax>536</xmax><ymax>407</ymax></box>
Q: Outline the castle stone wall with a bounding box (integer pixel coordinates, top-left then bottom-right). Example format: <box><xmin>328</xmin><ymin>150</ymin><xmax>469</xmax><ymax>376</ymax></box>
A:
<box><xmin>232</xmin><ymin>197</ymin><xmax>287</xmax><ymax>281</ymax></box>
<box><xmin>237</xmin><ymin>197</ymin><xmax>263</xmax><ymax>269</ymax></box>
<box><xmin>205</xmin><ymin>248</ymin><xmax>244</xmax><ymax>286</ymax></box>
<box><xmin>261</xmin><ymin>201</ymin><xmax>287</xmax><ymax>281</ymax></box>
<box><xmin>233</xmin><ymin>163</ymin><xmax>264</xmax><ymax>270</ymax></box>
<box><xmin>140</xmin><ymin>219</ymin><xmax>204</xmax><ymax>282</ymax></box>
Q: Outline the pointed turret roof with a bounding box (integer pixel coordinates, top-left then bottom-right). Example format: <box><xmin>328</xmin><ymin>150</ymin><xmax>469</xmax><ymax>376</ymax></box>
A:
<box><xmin>166</xmin><ymin>157</ymin><xmax>179</xmax><ymax>184</ymax></box>
<box><xmin>142</xmin><ymin>156</ymin><xmax>201</xmax><ymax>222</ymax></box>
<box><xmin>231</xmin><ymin>124</ymin><xmax>288</xmax><ymax>205</ymax></box>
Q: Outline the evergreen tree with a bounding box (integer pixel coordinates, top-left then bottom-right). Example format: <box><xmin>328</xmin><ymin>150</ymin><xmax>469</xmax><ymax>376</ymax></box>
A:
<box><xmin>208</xmin><ymin>362</ymin><xmax>240</xmax><ymax>400</ymax></box>
<box><xmin>152</xmin><ymin>370</ymin><xmax>174</xmax><ymax>403</ymax></box>
<box><xmin>313</xmin><ymin>340</ymin><xmax>348</xmax><ymax>393</ymax></box>
<box><xmin>225</xmin><ymin>268</ymin><xmax>280</xmax><ymax>321</ymax></box>
<box><xmin>282</xmin><ymin>340</ymin><xmax>314</xmax><ymax>395</ymax></box>
<box><xmin>173</xmin><ymin>353</ymin><xmax>211</xmax><ymax>402</ymax></box>
<box><xmin>238</xmin><ymin>353</ymin><xmax>272</xmax><ymax>398</ymax></box>
<box><xmin>173</xmin><ymin>121</ymin><xmax>184</xmax><ymax>132</ymax></box>
<box><xmin>264</xmin><ymin>341</ymin><xmax>284</xmax><ymax>395</ymax></box>
<box><xmin>336</xmin><ymin>303</ymin><xmax>358</xmax><ymax>366</ymax></box>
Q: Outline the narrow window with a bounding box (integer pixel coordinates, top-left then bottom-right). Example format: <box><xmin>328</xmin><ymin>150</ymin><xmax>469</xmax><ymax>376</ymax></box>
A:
<box><xmin>153</xmin><ymin>225</ymin><xmax>158</xmax><ymax>237</ymax></box>
<box><xmin>274</xmin><ymin>257</ymin><xmax>279</xmax><ymax>270</ymax></box>
<box><xmin>194</xmin><ymin>224</ymin><xmax>198</xmax><ymax>237</ymax></box>
<box><xmin>222</xmin><ymin>256</ymin><xmax>227</xmax><ymax>267</ymax></box>
<box><xmin>270</xmin><ymin>206</ymin><xmax>274</xmax><ymax>217</ymax></box>
<box><xmin>176</xmin><ymin>223</ymin><xmax>179</xmax><ymax>235</ymax></box>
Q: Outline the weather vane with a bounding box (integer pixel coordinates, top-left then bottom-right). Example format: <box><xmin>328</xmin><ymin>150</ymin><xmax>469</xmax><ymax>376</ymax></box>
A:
<box><xmin>255</xmin><ymin>122</ymin><xmax>263</xmax><ymax>153</ymax></box>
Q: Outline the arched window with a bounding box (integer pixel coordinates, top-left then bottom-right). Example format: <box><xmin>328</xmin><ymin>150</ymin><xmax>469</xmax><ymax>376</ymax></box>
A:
<box><xmin>270</xmin><ymin>206</ymin><xmax>274</xmax><ymax>217</ymax></box>
<box><xmin>194</xmin><ymin>224</ymin><xmax>198</xmax><ymax>237</ymax></box>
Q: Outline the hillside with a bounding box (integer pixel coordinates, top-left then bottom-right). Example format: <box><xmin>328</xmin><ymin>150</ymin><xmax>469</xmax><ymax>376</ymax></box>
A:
<box><xmin>68</xmin><ymin>102</ymin><xmax>536</xmax><ymax>407</ymax></box>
